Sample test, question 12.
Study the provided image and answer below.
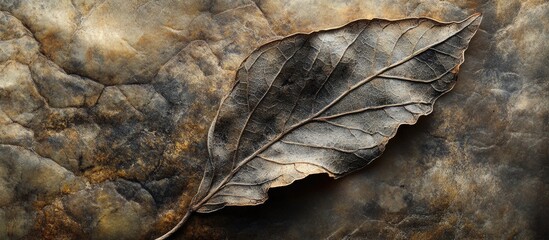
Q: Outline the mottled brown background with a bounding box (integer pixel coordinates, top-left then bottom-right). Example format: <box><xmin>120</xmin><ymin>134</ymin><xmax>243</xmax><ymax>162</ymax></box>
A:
<box><xmin>0</xmin><ymin>0</ymin><xmax>547</xmax><ymax>239</ymax></box>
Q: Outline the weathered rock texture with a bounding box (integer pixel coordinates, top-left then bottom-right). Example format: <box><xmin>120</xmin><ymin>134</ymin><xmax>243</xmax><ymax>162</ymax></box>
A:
<box><xmin>0</xmin><ymin>0</ymin><xmax>547</xmax><ymax>239</ymax></box>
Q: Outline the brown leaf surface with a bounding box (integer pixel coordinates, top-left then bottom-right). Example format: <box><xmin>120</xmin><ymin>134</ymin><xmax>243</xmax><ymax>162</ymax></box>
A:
<box><xmin>192</xmin><ymin>15</ymin><xmax>481</xmax><ymax>214</ymax></box>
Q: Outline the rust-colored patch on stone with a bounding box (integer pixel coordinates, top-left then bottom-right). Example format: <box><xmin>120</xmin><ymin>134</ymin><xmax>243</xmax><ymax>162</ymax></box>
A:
<box><xmin>37</xmin><ymin>32</ymin><xmax>67</xmax><ymax>65</ymax></box>
<box><xmin>155</xmin><ymin>210</ymin><xmax>180</xmax><ymax>234</ymax></box>
<box><xmin>34</xmin><ymin>199</ymin><xmax>83</xmax><ymax>240</ymax></box>
<box><xmin>82</xmin><ymin>166</ymin><xmax>118</xmax><ymax>184</ymax></box>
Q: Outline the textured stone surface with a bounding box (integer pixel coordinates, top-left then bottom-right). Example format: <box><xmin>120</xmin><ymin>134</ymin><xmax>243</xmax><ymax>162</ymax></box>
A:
<box><xmin>0</xmin><ymin>0</ymin><xmax>547</xmax><ymax>239</ymax></box>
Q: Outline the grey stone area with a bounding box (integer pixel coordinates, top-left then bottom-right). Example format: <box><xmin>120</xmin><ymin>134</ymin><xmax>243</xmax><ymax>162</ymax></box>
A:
<box><xmin>0</xmin><ymin>0</ymin><xmax>547</xmax><ymax>239</ymax></box>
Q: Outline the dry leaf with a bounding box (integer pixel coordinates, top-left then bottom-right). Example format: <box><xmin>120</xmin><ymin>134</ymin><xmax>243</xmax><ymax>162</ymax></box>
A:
<box><xmin>159</xmin><ymin>13</ymin><xmax>481</xmax><ymax>239</ymax></box>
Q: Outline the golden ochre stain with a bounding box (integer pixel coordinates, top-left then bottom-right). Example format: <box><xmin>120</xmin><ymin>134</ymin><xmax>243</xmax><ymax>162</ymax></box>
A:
<box><xmin>90</xmin><ymin>146</ymin><xmax>115</xmax><ymax>164</ymax></box>
<box><xmin>34</xmin><ymin>199</ymin><xmax>83</xmax><ymax>240</ymax></box>
<box><xmin>37</xmin><ymin>32</ymin><xmax>68</xmax><ymax>64</ymax></box>
<box><xmin>60</xmin><ymin>184</ymin><xmax>74</xmax><ymax>194</ymax></box>
<box><xmin>82</xmin><ymin>166</ymin><xmax>118</xmax><ymax>184</ymax></box>
<box><xmin>179</xmin><ymin>119</ymin><xmax>208</xmax><ymax>137</ymax></box>
<box><xmin>156</xmin><ymin>209</ymin><xmax>179</xmax><ymax>232</ymax></box>
<box><xmin>173</xmin><ymin>101</ymin><xmax>212</xmax><ymax>155</ymax></box>
<box><xmin>81</xmin><ymin>163</ymin><xmax>155</xmax><ymax>185</ymax></box>
<box><xmin>428</xmin><ymin>171</ymin><xmax>460</xmax><ymax>210</ymax></box>
<box><xmin>174</xmin><ymin>140</ymin><xmax>192</xmax><ymax>154</ymax></box>
<box><xmin>32</xmin><ymin>199</ymin><xmax>48</xmax><ymax>209</ymax></box>
<box><xmin>42</xmin><ymin>112</ymin><xmax>70</xmax><ymax>131</ymax></box>
<box><xmin>59</xmin><ymin>180</ymin><xmax>86</xmax><ymax>196</ymax></box>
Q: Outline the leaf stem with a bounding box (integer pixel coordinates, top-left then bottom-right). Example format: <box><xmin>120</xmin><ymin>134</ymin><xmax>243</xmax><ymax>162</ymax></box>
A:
<box><xmin>155</xmin><ymin>208</ymin><xmax>194</xmax><ymax>240</ymax></box>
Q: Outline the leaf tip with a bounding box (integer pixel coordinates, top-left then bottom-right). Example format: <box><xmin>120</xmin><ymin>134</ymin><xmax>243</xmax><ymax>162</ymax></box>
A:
<box><xmin>471</xmin><ymin>12</ymin><xmax>482</xmax><ymax>18</ymax></box>
<box><xmin>459</xmin><ymin>13</ymin><xmax>482</xmax><ymax>35</ymax></box>
<box><xmin>468</xmin><ymin>12</ymin><xmax>483</xmax><ymax>25</ymax></box>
